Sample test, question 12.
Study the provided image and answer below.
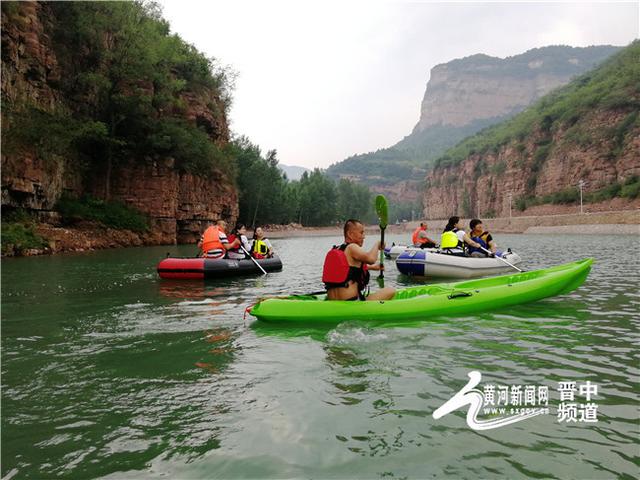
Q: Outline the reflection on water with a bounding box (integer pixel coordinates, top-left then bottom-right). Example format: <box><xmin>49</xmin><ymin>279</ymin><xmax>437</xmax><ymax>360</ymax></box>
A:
<box><xmin>1</xmin><ymin>233</ymin><xmax>639</xmax><ymax>479</ymax></box>
<box><xmin>158</xmin><ymin>280</ymin><xmax>230</xmax><ymax>300</ymax></box>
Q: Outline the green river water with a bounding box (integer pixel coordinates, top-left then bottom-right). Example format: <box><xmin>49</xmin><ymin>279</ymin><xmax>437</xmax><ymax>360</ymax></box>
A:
<box><xmin>2</xmin><ymin>233</ymin><xmax>638</xmax><ymax>479</ymax></box>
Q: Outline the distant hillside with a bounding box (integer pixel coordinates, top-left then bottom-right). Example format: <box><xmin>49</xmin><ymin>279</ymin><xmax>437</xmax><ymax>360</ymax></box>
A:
<box><xmin>424</xmin><ymin>41</ymin><xmax>640</xmax><ymax>218</ymax></box>
<box><xmin>326</xmin><ymin>45</ymin><xmax>621</xmax><ymax>203</ymax></box>
<box><xmin>279</xmin><ymin>164</ymin><xmax>310</xmax><ymax>181</ymax></box>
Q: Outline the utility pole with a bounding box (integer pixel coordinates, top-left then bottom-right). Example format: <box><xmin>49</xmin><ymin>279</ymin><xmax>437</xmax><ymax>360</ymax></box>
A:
<box><xmin>508</xmin><ymin>192</ymin><xmax>512</xmax><ymax>220</ymax></box>
<box><xmin>578</xmin><ymin>179</ymin><xmax>586</xmax><ymax>214</ymax></box>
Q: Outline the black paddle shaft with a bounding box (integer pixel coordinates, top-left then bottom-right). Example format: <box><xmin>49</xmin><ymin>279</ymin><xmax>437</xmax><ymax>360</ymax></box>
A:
<box><xmin>379</xmin><ymin>227</ymin><xmax>385</xmax><ymax>279</ymax></box>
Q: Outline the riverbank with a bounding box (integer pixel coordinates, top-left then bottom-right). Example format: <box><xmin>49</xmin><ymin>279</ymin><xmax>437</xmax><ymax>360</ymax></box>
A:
<box><xmin>412</xmin><ymin>209</ymin><xmax>639</xmax><ymax>235</ymax></box>
<box><xmin>267</xmin><ymin>209</ymin><xmax>639</xmax><ymax>238</ymax></box>
<box><xmin>2</xmin><ymin>209</ymin><xmax>638</xmax><ymax>256</ymax></box>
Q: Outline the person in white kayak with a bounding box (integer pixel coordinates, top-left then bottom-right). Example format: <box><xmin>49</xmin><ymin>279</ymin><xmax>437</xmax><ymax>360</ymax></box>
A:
<box><xmin>440</xmin><ymin>216</ymin><xmax>482</xmax><ymax>255</ymax></box>
<box><xmin>467</xmin><ymin>219</ymin><xmax>502</xmax><ymax>258</ymax></box>
<box><xmin>412</xmin><ymin>222</ymin><xmax>437</xmax><ymax>248</ymax></box>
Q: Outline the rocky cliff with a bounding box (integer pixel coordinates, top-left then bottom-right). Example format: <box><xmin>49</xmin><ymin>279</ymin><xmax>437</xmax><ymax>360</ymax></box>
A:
<box><xmin>423</xmin><ymin>43</ymin><xmax>640</xmax><ymax>219</ymax></box>
<box><xmin>413</xmin><ymin>46</ymin><xmax>619</xmax><ymax>132</ymax></box>
<box><xmin>1</xmin><ymin>2</ymin><xmax>238</xmax><ymax>248</ymax></box>
<box><xmin>327</xmin><ymin>46</ymin><xmax>621</xmax><ymax>208</ymax></box>
<box><xmin>424</xmin><ymin>112</ymin><xmax>640</xmax><ymax>219</ymax></box>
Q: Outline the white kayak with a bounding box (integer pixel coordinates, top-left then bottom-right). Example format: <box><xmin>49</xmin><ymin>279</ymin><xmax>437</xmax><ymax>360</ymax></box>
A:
<box><xmin>396</xmin><ymin>249</ymin><xmax>523</xmax><ymax>279</ymax></box>
<box><xmin>384</xmin><ymin>244</ymin><xmax>433</xmax><ymax>259</ymax></box>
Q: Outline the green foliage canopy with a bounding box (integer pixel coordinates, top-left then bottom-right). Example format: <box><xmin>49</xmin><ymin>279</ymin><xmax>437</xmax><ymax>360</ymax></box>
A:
<box><xmin>2</xmin><ymin>1</ymin><xmax>235</xmax><ymax>190</ymax></box>
<box><xmin>232</xmin><ymin>138</ymin><xmax>373</xmax><ymax>227</ymax></box>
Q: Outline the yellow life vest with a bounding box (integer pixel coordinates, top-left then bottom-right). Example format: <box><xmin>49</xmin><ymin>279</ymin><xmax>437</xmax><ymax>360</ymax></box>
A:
<box><xmin>440</xmin><ymin>230</ymin><xmax>460</xmax><ymax>249</ymax></box>
<box><xmin>252</xmin><ymin>239</ymin><xmax>269</xmax><ymax>257</ymax></box>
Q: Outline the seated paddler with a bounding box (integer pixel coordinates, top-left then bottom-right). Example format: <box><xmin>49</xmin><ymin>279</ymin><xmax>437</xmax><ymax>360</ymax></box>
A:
<box><xmin>250</xmin><ymin>226</ymin><xmax>274</xmax><ymax>259</ymax></box>
<box><xmin>197</xmin><ymin>220</ymin><xmax>240</xmax><ymax>259</ymax></box>
<box><xmin>467</xmin><ymin>218</ymin><xmax>502</xmax><ymax>258</ymax></box>
<box><xmin>440</xmin><ymin>215</ymin><xmax>481</xmax><ymax>256</ymax></box>
<box><xmin>412</xmin><ymin>221</ymin><xmax>437</xmax><ymax>248</ymax></box>
<box><xmin>322</xmin><ymin>219</ymin><xmax>396</xmax><ymax>301</ymax></box>
<box><xmin>226</xmin><ymin>224</ymin><xmax>251</xmax><ymax>260</ymax></box>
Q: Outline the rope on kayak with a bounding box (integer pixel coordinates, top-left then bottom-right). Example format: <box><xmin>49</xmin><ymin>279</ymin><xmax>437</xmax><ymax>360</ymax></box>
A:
<box><xmin>243</xmin><ymin>303</ymin><xmax>256</xmax><ymax>323</ymax></box>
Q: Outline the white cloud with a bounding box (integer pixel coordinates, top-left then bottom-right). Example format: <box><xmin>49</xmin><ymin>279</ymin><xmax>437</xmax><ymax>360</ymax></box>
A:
<box><xmin>157</xmin><ymin>0</ymin><xmax>639</xmax><ymax>169</ymax></box>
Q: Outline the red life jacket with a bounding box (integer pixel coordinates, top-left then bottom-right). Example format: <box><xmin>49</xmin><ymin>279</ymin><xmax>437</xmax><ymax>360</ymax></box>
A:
<box><xmin>322</xmin><ymin>244</ymin><xmax>369</xmax><ymax>291</ymax></box>
<box><xmin>226</xmin><ymin>233</ymin><xmax>239</xmax><ymax>253</ymax></box>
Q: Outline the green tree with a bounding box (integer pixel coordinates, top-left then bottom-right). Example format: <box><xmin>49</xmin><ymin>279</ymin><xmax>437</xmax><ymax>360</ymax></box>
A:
<box><xmin>298</xmin><ymin>170</ymin><xmax>337</xmax><ymax>226</ymax></box>
<box><xmin>232</xmin><ymin>139</ymin><xmax>375</xmax><ymax>227</ymax></box>
<box><xmin>336</xmin><ymin>179</ymin><xmax>372</xmax><ymax>221</ymax></box>
<box><xmin>28</xmin><ymin>1</ymin><xmax>236</xmax><ymax>198</ymax></box>
<box><xmin>231</xmin><ymin>138</ymin><xmax>289</xmax><ymax>227</ymax></box>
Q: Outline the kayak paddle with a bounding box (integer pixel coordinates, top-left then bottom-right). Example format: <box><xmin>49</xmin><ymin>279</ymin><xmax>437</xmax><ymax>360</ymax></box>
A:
<box><xmin>241</xmin><ymin>245</ymin><xmax>268</xmax><ymax>275</ymax></box>
<box><xmin>375</xmin><ymin>194</ymin><xmax>388</xmax><ymax>282</ymax></box>
<box><xmin>479</xmin><ymin>246</ymin><xmax>522</xmax><ymax>272</ymax></box>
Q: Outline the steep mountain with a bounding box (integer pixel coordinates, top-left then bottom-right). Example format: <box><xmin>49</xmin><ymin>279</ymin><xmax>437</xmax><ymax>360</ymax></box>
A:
<box><xmin>326</xmin><ymin>45</ymin><xmax>621</xmax><ymax>204</ymax></box>
<box><xmin>412</xmin><ymin>46</ymin><xmax>620</xmax><ymax>132</ymax></box>
<box><xmin>1</xmin><ymin>1</ymin><xmax>237</xmax><ymax>245</ymax></box>
<box><xmin>423</xmin><ymin>41</ymin><xmax>640</xmax><ymax>219</ymax></box>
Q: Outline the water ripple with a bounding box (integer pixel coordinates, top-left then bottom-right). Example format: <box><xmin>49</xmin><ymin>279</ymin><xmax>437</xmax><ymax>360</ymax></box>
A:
<box><xmin>1</xmin><ymin>235</ymin><xmax>638</xmax><ymax>479</ymax></box>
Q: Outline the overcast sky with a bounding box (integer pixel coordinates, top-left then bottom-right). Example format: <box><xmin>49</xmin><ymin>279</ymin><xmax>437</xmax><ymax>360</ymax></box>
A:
<box><xmin>157</xmin><ymin>1</ymin><xmax>639</xmax><ymax>169</ymax></box>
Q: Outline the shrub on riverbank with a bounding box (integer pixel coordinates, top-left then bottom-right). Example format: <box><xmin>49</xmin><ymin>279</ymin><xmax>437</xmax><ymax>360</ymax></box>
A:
<box><xmin>55</xmin><ymin>196</ymin><xmax>148</xmax><ymax>233</ymax></box>
<box><xmin>1</xmin><ymin>210</ymin><xmax>49</xmax><ymax>255</ymax></box>
<box><xmin>515</xmin><ymin>176</ymin><xmax>640</xmax><ymax>211</ymax></box>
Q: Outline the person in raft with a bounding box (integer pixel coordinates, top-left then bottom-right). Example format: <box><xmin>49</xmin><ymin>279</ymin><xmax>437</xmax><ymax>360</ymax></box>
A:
<box><xmin>322</xmin><ymin>219</ymin><xmax>396</xmax><ymax>301</ymax></box>
<box><xmin>226</xmin><ymin>224</ymin><xmax>252</xmax><ymax>260</ymax></box>
<box><xmin>467</xmin><ymin>218</ymin><xmax>501</xmax><ymax>258</ymax></box>
<box><xmin>440</xmin><ymin>215</ymin><xmax>482</xmax><ymax>255</ymax></box>
<box><xmin>198</xmin><ymin>220</ymin><xmax>240</xmax><ymax>259</ymax></box>
<box><xmin>250</xmin><ymin>226</ymin><xmax>274</xmax><ymax>259</ymax></box>
<box><xmin>412</xmin><ymin>222</ymin><xmax>437</xmax><ymax>248</ymax></box>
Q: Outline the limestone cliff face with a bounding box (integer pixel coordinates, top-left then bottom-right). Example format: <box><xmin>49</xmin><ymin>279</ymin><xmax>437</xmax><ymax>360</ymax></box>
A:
<box><xmin>415</xmin><ymin>67</ymin><xmax>563</xmax><ymax>130</ymax></box>
<box><xmin>1</xmin><ymin>2</ymin><xmax>237</xmax><ymax>245</ymax></box>
<box><xmin>107</xmin><ymin>159</ymin><xmax>238</xmax><ymax>245</ymax></box>
<box><xmin>1</xmin><ymin>2</ymin><xmax>78</xmax><ymax>211</ymax></box>
<box><xmin>423</xmin><ymin>110</ymin><xmax>640</xmax><ymax>219</ymax></box>
<box><xmin>413</xmin><ymin>47</ymin><xmax>620</xmax><ymax>133</ymax></box>
<box><xmin>370</xmin><ymin>180</ymin><xmax>423</xmax><ymax>204</ymax></box>
<box><xmin>327</xmin><ymin>46</ymin><xmax>621</xmax><ymax>208</ymax></box>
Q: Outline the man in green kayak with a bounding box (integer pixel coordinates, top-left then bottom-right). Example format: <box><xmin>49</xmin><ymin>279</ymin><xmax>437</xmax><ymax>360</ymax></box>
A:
<box><xmin>322</xmin><ymin>219</ymin><xmax>396</xmax><ymax>301</ymax></box>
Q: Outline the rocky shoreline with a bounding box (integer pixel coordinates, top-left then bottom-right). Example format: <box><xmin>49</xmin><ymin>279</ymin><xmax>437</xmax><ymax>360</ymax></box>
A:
<box><xmin>3</xmin><ymin>208</ymin><xmax>637</xmax><ymax>257</ymax></box>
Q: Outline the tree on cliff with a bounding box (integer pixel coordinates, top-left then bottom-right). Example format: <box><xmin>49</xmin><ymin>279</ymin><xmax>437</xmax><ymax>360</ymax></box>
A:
<box><xmin>50</xmin><ymin>1</ymin><xmax>235</xmax><ymax>198</ymax></box>
<box><xmin>2</xmin><ymin>1</ymin><xmax>375</xmax><ymax>230</ymax></box>
<box><xmin>3</xmin><ymin>1</ymin><xmax>235</xmax><ymax>202</ymax></box>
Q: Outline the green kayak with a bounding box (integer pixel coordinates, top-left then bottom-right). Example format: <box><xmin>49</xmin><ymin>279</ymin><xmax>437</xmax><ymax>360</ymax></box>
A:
<box><xmin>248</xmin><ymin>258</ymin><xmax>593</xmax><ymax>324</ymax></box>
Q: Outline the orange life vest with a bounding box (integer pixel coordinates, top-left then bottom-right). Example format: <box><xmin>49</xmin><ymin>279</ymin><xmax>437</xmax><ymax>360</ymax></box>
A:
<box><xmin>201</xmin><ymin>226</ymin><xmax>224</xmax><ymax>254</ymax></box>
<box><xmin>412</xmin><ymin>226</ymin><xmax>427</xmax><ymax>245</ymax></box>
